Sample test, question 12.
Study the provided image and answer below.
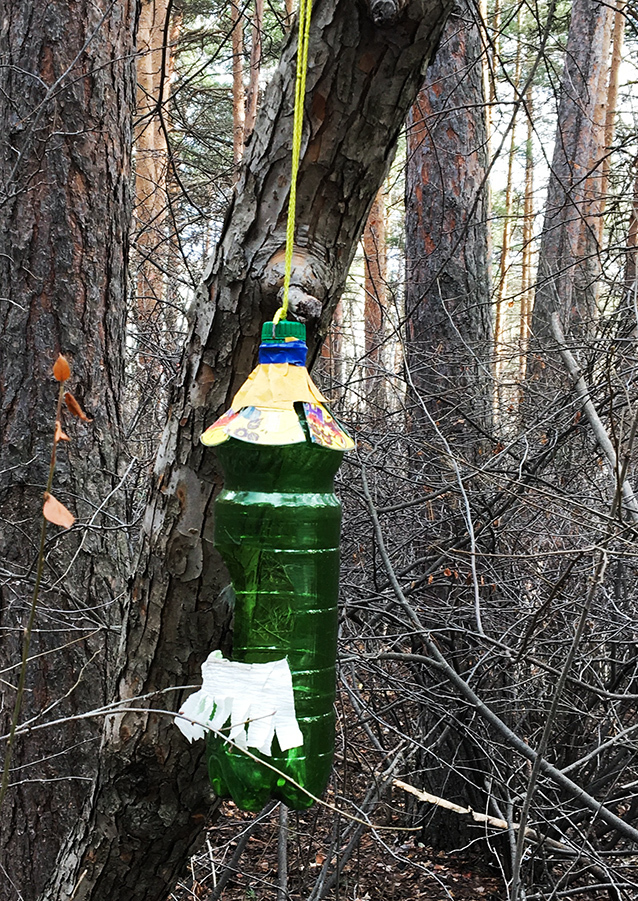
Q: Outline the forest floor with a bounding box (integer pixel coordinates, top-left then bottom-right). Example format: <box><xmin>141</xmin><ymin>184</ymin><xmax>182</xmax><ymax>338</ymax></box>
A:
<box><xmin>172</xmin><ymin>703</ymin><xmax>627</xmax><ymax>901</ymax></box>
<box><xmin>173</xmin><ymin>796</ymin><xmax>618</xmax><ymax>901</ymax></box>
<box><xmin>175</xmin><ymin>797</ymin><xmax>507</xmax><ymax>901</ymax></box>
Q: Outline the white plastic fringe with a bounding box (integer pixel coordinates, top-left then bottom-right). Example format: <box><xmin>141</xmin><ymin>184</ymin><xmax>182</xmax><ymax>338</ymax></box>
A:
<box><xmin>176</xmin><ymin>650</ymin><xmax>303</xmax><ymax>755</ymax></box>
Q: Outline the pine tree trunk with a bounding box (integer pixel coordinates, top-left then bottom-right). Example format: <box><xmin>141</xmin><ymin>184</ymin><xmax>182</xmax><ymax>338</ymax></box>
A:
<box><xmin>494</xmin><ymin>127</ymin><xmax>515</xmax><ymax>380</ymax></box>
<box><xmin>245</xmin><ymin>0</ymin><xmax>264</xmax><ymax>137</ymax></box>
<box><xmin>623</xmin><ymin>163</ymin><xmax>638</xmax><ymax>305</ymax></box>
<box><xmin>135</xmin><ymin>0</ymin><xmax>173</xmax><ymax>321</ymax></box>
<box><xmin>0</xmin><ymin>1</ymin><xmax>136</xmax><ymax>898</ymax></box>
<box><xmin>40</xmin><ymin>3</ymin><xmax>454</xmax><ymax>899</ymax></box>
<box><xmin>364</xmin><ymin>190</ymin><xmax>387</xmax><ymax>356</ymax></box>
<box><xmin>404</xmin><ymin>0</ymin><xmax>492</xmax><ymax>849</ymax></box>
<box><xmin>519</xmin><ymin>92</ymin><xmax>535</xmax><ymax>382</ymax></box>
<box><xmin>598</xmin><ymin>0</ymin><xmax>625</xmax><ymax>246</ymax></box>
<box><xmin>487</xmin><ymin>0</ymin><xmax>500</xmax><ymax>150</ymax></box>
<box><xmin>530</xmin><ymin>0</ymin><xmax>614</xmax><ymax>352</ymax></box>
<box><xmin>494</xmin><ymin>6</ymin><xmax>522</xmax><ymax>386</ymax></box>
<box><xmin>405</xmin><ymin>2</ymin><xmax>492</xmax><ymax>434</ymax></box>
<box><xmin>231</xmin><ymin>0</ymin><xmax>246</xmax><ymax>173</ymax></box>
<box><xmin>363</xmin><ymin>190</ymin><xmax>387</xmax><ymax>409</ymax></box>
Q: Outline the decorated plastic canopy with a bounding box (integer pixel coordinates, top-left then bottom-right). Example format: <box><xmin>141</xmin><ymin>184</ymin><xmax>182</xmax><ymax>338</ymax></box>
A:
<box><xmin>201</xmin><ymin>320</ymin><xmax>353</xmax><ymax>452</ymax></box>
<box><xmin>177</xmin><ymin>320</ymin><xmax>353</xmax><ymax>811</ymax></box>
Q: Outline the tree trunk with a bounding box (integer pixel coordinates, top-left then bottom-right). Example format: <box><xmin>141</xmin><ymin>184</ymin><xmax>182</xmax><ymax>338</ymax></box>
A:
<box><xmin>493</xmin><ymin>124</ymin><xmax>515</xmax><ymax>381</ymax></box>
<box><xmin>404</xmin><ymin>0</ymin><xmax>492</xmax><ymax>849</ymax></box>
<box><xmin>598</xmin><ymin>0</ymin><xmax>625</xmax><ymax>246</ymax></box>
<box><xmin>135</xmin><ymin>0</ymin><xmax>173</xmax><ymax>322</ymax></box>
<box><xmin>487</xmin><ymin>0</ymin><xmax>500</xmax><ymax>152</ymax></box>
<box><xmin>530</xmin><ymin>0</ymin><xmax>614</xmax><ymax>352</ymax></box>
<box><xmin>245</xmin><ymin>0</ymin><xmax>264</xmax><ymax>137</ymax></box>
<box><xmin>231</xmin><ymin>0</ymin><xmax>246</xmax><ymax>173</ymax></box>
<box><xmin>40</xmin><ymin>2</ymin><xmax>453</xmax><ymax>899</ymax></box>
<box><xmin>519</xmin><ymin>90</ymin><xmax>534</xmax><ymax>382</ymax></box>
<box><xmin>0</xmin><ymin>1</ymin><xmax>136</xmax><ymax>898</ymax></box>
<box><xmin>363</xmin><ymin>189</ymin><xmax>387</xmax><ymax>409</ymax></box>
<box><xmin>493</xmin><ymin>5</ymin><xmax>521</xmax><ymax>386</ymax></box>
<box><xmin>623</xmin><ymin>163</ymin><xmax>638</xmax><ymax>307</ymax></box>
<box><xmin>405</xmin><ymin>1</ymin><xmax>492</xmax><ymax>434</ymax></box>
<box><xmin>364</xmin><ymin>190</ymin><xmax>387</xmax><ymax>357</ymax></box>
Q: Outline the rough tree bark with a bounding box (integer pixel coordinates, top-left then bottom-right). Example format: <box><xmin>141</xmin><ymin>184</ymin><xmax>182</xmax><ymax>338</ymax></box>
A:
<box><xmin>40</xmin><ymin>2</ymin><xmax>453</xmax><ymax>900</ymax></box>
<box><xmin>0</xmin><ymin>1</ymin><xmax>136</xmax><ymax>898</ymax></box>
<box><xmin>530</xmin><ymin>0</ymin><xmax>614</xmax><ymax>352</ymax></box>
<box><xmin>404</xmin><ymin>0</ymin><xmax>492</xmax><ymax>848</ymax></box>
<box><xmin>405</xmin><ymin>0</ymin><xmax>492</xmax><ymax>431</ymax></box>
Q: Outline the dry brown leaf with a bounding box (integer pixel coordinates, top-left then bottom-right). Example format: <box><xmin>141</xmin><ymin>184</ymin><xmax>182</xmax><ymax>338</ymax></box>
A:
<box><xmin>43</xmin><ymin>493</ymin><xmax>75</xmax><ymax>528</ymax></box>
<box><xmin>64</xmin><ymin>392</ymin><xmax>93</xmax><ymax>422</ymax></box>
<box><xmin>54</xmin><ymin>420</ymin><xmax>70</xmax><ymax>443</ymax></box>
<box><xmin>53</xmin><ymin>354</ymin><xmax>71</xmax><ymax>382</ymax></box>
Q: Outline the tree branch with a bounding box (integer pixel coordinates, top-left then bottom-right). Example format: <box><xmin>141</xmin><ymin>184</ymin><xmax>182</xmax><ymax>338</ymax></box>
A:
<box><xmin>550</xmin><ymin>311</ymin><xmax>638</xmax><ymax>522</ymax></box>
<box><xmin>360</xmin><ymin>462</ymin><xmax>638</xmax><ymax>846</ymax></box>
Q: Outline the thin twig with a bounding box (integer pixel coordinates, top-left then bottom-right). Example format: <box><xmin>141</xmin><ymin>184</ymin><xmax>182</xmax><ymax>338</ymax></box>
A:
<box><xmin>277</xmin><ymin>804</ymin><xmax>288</xmax><ymax>901</ymax></box>
<box><xmin>550</xmin><ymin>311</ymin><xmax>638</xmax><ymax>522</ymax></box>
<box><xmin>359</xmin><ymin>460</ymin><xmax>638</xmax><ymax>846</ymax></box>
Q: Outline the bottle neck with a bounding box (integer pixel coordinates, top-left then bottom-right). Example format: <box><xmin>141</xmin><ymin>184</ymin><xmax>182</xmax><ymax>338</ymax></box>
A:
<box><xmin>258</xmin><ymin>340</ymin><xmax>308</xmax><ymax>366</ymax></box>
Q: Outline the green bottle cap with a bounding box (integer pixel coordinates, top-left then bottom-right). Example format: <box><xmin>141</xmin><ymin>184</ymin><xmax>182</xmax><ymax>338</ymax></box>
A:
<box><xmin>261</xmin><ymin>320</ymin><xmax>307</xmax><ymax>343</ymax></box>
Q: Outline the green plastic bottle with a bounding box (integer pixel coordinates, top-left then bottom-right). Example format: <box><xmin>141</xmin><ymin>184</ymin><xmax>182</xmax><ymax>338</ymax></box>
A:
<box><xmin>204</xmin><ymin>322</ymin><xmax>349</xmax><ymax>811</ymax></box>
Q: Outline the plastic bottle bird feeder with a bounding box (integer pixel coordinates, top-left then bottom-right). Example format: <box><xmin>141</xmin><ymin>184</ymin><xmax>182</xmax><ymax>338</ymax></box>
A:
<box><xmin>177</xmin><ymin>320</ymin><xmax>353</xmax><ymax>811</ymax></box>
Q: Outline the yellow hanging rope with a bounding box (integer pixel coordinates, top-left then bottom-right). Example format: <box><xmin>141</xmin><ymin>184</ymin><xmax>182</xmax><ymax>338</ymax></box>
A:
<box><xmin>273</xmin><ymin>0</ymin><xmax>313</xmax><ymax>328</ymax></box>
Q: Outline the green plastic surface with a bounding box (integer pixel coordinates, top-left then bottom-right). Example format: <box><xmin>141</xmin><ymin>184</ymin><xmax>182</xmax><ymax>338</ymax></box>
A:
<box><xmin>260</xmin><ymin>320</ymin><xmax>307</xmax><ymax>343</ymax></box>
<box><xmin>208</xmin><ymin>438</ymin><xmax>343</xmax><ymax>810</ymax></box>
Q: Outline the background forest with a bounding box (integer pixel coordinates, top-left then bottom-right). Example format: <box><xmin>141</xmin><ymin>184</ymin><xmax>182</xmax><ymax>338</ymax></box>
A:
<box><xmin>2</xmin><ymin>0</ymin><xmax>638</xmax><ymax>900</ymax></box>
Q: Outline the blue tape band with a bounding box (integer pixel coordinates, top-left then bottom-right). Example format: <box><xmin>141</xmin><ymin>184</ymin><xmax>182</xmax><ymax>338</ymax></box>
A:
<box><xmin>258</xmin><ymin>342</ymin><xmax>308</xmax><ymax>365</ymax></box>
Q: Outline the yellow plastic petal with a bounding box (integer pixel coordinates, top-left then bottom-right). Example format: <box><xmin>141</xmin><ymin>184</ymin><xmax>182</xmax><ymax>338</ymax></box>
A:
<box><xmin>200</xmin><ymin>364</ymin><xmax>354</xmax><ymax>451</ymax></box>
<box><xmin>231</xmin><ymin>363</ymin><xmax>327</xmax><ymax>412</ymax></box>
<box><xmin>201</xmin><ymin>409</ymin><xmax>237</xmax><ymax>446</ymax></box>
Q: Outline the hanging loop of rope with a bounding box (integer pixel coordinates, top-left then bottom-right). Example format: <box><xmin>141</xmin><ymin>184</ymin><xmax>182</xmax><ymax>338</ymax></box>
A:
<box><xmin>273</xmin><ymin>0</ymin><xmax>313</xmax><ymax>330</ymax></box>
